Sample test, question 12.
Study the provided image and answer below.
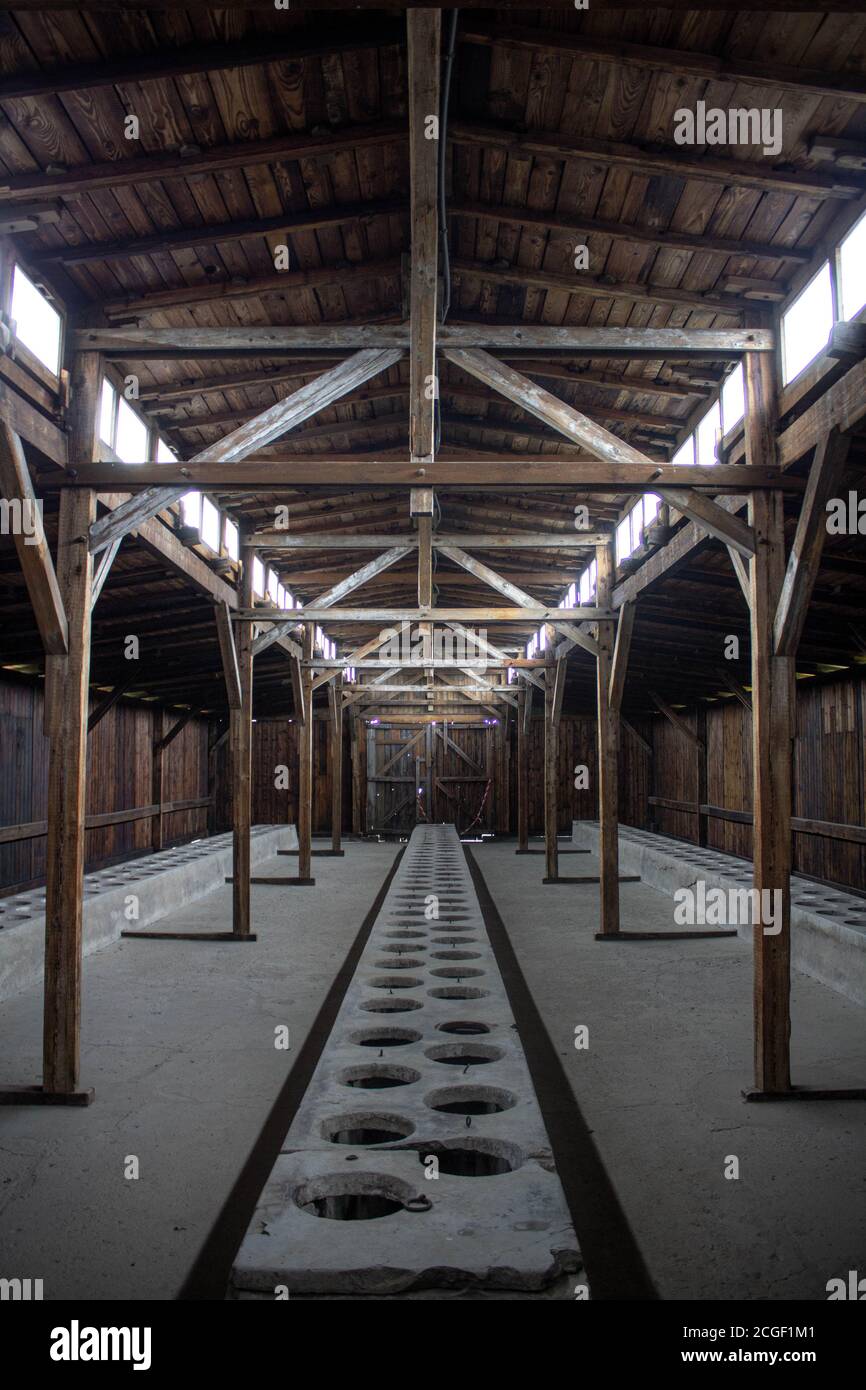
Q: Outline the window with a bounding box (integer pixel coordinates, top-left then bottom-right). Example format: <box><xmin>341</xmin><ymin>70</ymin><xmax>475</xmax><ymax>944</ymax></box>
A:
<box><xmin>10</xmin><ymin>265</ymin><xmax>62</xmax><ymax>374</ymax></box>
<box><xmin>156</xmin><ymin>438</ymin><xmax>177</xmax><ymax>463</ymax></box>
<box><xmin>224</xmin><ymin>518</ymin><xmax>239</xmax><ymax>561</ymax></box>
<box><xmin>839</xmin><ymin>212</ymin><xmax>866</xmax><ymax>321</ymax></box>
<box><xmin>181</xmin><ymin>491</ymin><xmax>201</xmax><ymax>530</ymax></box>
<box><xmin>643</xmin><ymin>492</ymin><xmax>660</xmax><ymax>528</ymax></box>
<box><xmin>115</xmin><ymin>396</ymin><xmax>148</xmax><ymax>462</ymax></box>
<box><xmin>99</xmin><ymin>379</ymin><xmax>116</xmax><ymax>446</ymax></box>
<box><xmin>672</xmin><ymin>436</ymin><xmax>695</xmax><ymax>468</ymax></box>
<box><xmin>695</xmin><ymin>400</ymin><xmax>721</xmax><ymax>468</ymax></box>
<box><xmin>267</xmin><ymin>568</ymin><xmax>279</xmax><ymax>604</ymax></box>
<box><xmin>253</xmin><ymin>557</ymin><xmax>265</xmax><ymax>597</ymax></box>
<box><xmin>200</xmin><ymin>496</ymin><xmax>220</xmax><ymax>551</ymax></box>
<box><xmin>616</xmin><ymin>516</ymin><xmax>633</xmax><ymax>563</ymax></box>
<box><xmin>630</xmin><ymin>506</ymin><xmax>643</xmax><ymax>551</ymax></box>
<box><xmin>721</xmin><ymin>364</ymin><xmax>745</xmax><ymax>433</ymax></box>
<box><xmin>782</xmin><ymin>262</ymin><xmax>833</xmax><ymax>384</ymax></box>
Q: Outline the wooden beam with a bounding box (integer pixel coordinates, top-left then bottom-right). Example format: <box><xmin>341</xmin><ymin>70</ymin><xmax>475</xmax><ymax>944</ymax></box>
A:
<box><xmin>543</xmin><ymin>628</ymin><xmax>559</xmax><ymax>881</ymax></box>
<box><xmin>745</xmin><ymin>333</ymin><xmax>792</xmax><ymax>1095</ymax></box>
<box><xmin>649</xmin><ymin>690</ymin><xmax>704</xmax><ymax>750</ymax></box>
<box><xmin>36</xmin><ymin>200</ymin><xmax>403</xmax><ymax>268</ymax></box>
<box><xmin>436</xmin><ymin>545</ymin><xmax>601</xmax><ymax>656</ymax></box>
<box><xmin>151</xmin><ymin>710</ymin><xmax>166</xmax><ymax>852</ymax></box>
<box><xmin>86</xmin><ymin>680</ymin><xmax>130</xmax><ymax>735</ymax></box>
<box><xmin>0</xmin><ymin>23</ymin><xmax>404</xmax><ymax>104</ymax></box>
<box><xmin>243</xmin><ymin>605</ymin><xmax>613</xmax><ymax>623</ymax></box>
<box><xmin>312</xmin><ymin>630</ymin><xmax>393</xmax><ymax>691</ymax></box>
<box><xmin>447</xmin><ymin>622</ymin><xmax>545</xmax><ymax>692</ymax></box>
<box><xmin>0</xmin><ymin>423</ymin><xmax>68</xmax><ymax>655</ymax></box>
<box><xmin>252</xmin><ymin>545</ymin><xmax>412</xmax><ymax>657</ymax></box>
<box><xmin>103</xmin><ymin>259</ymin><xmax>401</xmax><ymax>319</ymax></box>
<box><xmin>727</xmin><ymin>545</ymin><xmax>752</xmax><ymax>605</ymax></box>
<box><xmin>73</xmin><ymin>324</ymin><xmax>774</xmax><ymax>357</ymax></box>
<box><xmin>69</xmin><ymin>457</ymin><xmax>794</xmax><ymax>491</ymax></box>
<box><xmin>252</xmin><ymin>531</ymin><xmax>608</xmax><ymax>548</ymax></box>
<box><xmin>215</xmin><ymin>601</ymin><xmax>242</xmax><ymax>710</ymax></box>
<box><xmin>451</xmin><ymin>120</ymin><xmax>865</xmax><ymax>200</ymax></box>
<box><xmin>298</xmin><ymin>626</ymin><xmax>314</xmax><ymax>881</ymax></box>
<box><xmin>774</xmin><ymin>430</ymin><xmax>852</xmax><ymax>656</ymax></box>
<box><xmin>418</xmin><ymin>516</ymin><xmax>433</xmax><ymax>607</ymax></box>
<box><xmin>517</xmin><ymin>683</ymin><xmax>530</xmax><ymax>852</ymax></box>
<box><xmin>329</xmin><ymin>681</ymin><xmax>343</xmax><ymax>854</ymax></box>
<box><xmin>289</xmin><ymin>650</ymin><xmax>307</xmax><ymax>726</ymax></box>
<box><xmin>408</xmin><ymin>8</ymin><xmax>440</xmax><ymax>462</ymax></box>
<box><xmin>231</xmin><ymin>545</ymin><xmax>254</xmax><ymax>938</ymax></box>
<box><xmin>457</xmin><ymin>24</ymin><xmax>866</xmax><ymax>105</ymax></box>
<box><xmin>89</xmin><ymin>347</ymin><xmax>404</xmax><ymax>553</ymax></box>
<box><xmin>596</xmin><ymin>542</ymin><xmax>619</xmax><ymax>936</ymax></box>
<box><xmin>551</xmin><ymin>655</ymin><xmax>567</xmax><ymax>726</ymax></box>
<box><xmin>90</xmin><ymin>538</ymin><xmax>120</xmax><ymax>609</ymax></box>
<box><xmin>608</xmin><ymin>601</ymin><xmax>635</xmax><ymax>713</ymax></box>
<box><xmin>656</xmin><ymin>488</ymin><xmax>756</xmax><ymax>558</ymax></box>
<box><xmin>43</xmin><ymin>489</ymin><xmax>95</xmax><ymax>1095</ymax></box>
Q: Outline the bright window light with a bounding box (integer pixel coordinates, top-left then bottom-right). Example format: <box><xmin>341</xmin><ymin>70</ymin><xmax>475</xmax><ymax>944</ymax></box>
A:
<box><xmin>267</xmin><ymin>568</ymin><xmax>279</xmax><ymax>603</ymax></box>
<box><xmin>616</xmin><ymin>517</ymin><xmax>633</xmax><ymax>563</ymax></box>
<box><xmin>115</xmin><ymin>397</ymin><xmax>148</xmax><ymax>463</ymax></box>
<box><xmin>156</xmin><ymin>437</ymin><xmax>176</xmax><ymax>463</ymax></box>
<box><xmin>588</xmin><ymin>558</ymin><xmax>597</xmax><ymax>595</ymax></box>
<box><xmin>721</xmin><ymin>364</ymin><xmax>745</xmax><ymax>433</ymax></box>
<box><xmin>672</xmin><ymin>436</ymin><xmax>694</xmax><ymax>468</ymax></box>
<box><xmin>277</xmin><ymin>583</ymin><xmax>286</xmax><ymax>609</ymax></box>
<box><xmin>578</xmin><ymin>568</ymin><xmax>591</xmax><ymax>604</ymax></box>
<box><xmin>782</xmin><ymin>261</ymin><xmax>833</xmax><ymax>384</ymax></box>
<box><xmin>839</xmin><ymin>212</ymin><xmax>866</xmax><ymax>321</ymax></box>
<box><xmin>11</xmin><ymin>265</ymin><xmax>61</xmax><ymax>374</ymax></box>
<box><xmin>630</xmin><ymin>506</ymin><xmax>643</xmax><ymax>551</ymax></box>
<box><xmin>538</xmin><ymin>626</ymin><xmax>547</xmax><ymax>651</ymax></box>
<box><xmin>99</xmin><ymin>379</ymin><xmax>116</xmax><ymax>446</ymax></box>
<box><xmin>643</xmin><ymin>492</ymin><xmax>660</xmax><ymax>527</ymax></box>
<box><xmin>695</xmin><ymin>401</ymin><xmax>721</xmax><ymax>467</ymax></box>
<box><xmin>253</xmin><ymin>557</ymin><xmax>265</xmax><ymax>597</ymax></box>
<box><xmin>224</xmin><ymin>518</ymin><xmax>239</xmax><ymax>561</ymax></box>
<box><xmin>181</xmin><ymin>491</ymin><xmax>201</xmax><ymax>530</ymax></box>
<box><xmin>201</xmin><ymin>496</ymin><xmax>220</xmax><ymax>551</ymax></box>
<box><xmin>284</xmin><ymin>587</ymin><xmax>294</xmax><ymax>608</ymax></box>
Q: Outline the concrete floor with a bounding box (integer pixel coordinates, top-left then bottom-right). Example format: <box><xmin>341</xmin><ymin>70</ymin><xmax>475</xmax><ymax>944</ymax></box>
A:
<box><xmin>470</xmin><ymin>838</ymin><xmax>866</xmax><ymax>1302</ymax></box>
<box><xmin>0</xmin><ymin>840</ymin><xmax>398</xmax><ymax>1301</ymax></box>
<box><xmin>0</xmin><ymin>833</ymin><xmax>863</xmax><ymax>1301</ymax></box>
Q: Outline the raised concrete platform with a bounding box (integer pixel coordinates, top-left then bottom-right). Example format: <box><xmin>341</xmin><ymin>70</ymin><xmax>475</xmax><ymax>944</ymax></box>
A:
<box><xmin>230</xmin><ymin>824</ymin><xmax>582</xmax><ymax>1299</ymax></box>
<box><xmin>573</xmin><ymin>821</ymin><xmax>866</xmax><ymax>1006</ymax></box>
<box><xmin>0</xmin><ymin>824</ymin><xmax>296</xmax><ymax>1002</ymax></box>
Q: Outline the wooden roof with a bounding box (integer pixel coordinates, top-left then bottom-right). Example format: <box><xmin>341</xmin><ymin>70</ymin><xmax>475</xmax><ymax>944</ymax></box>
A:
<box><xmin>2</xmin><ymin>5</ymin><xmax>866</xmax><ymax>718</ymax></box>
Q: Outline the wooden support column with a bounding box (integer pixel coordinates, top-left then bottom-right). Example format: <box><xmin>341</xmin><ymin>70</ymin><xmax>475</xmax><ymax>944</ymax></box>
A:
<box><xmin>595</xmin><ymin>539</ymin><xmax>620</xmax><ymax>936</ymax></box>
<box><xmin>151</xmin><ymin>709</ymin><xmax>167</xmax><ymax>852</ymax></box>
<box><xmin>516</xmin><ymin>682</ymin><xmax>531</xmax><ymax>851</ymax></box>
<box><xmin>350</xmin><ymin>706</ymin><xmax>363</xmax><ymax>835</ymax></box>
<box><xmin>298</xmin><ymin>624</ymin><xmax>314</xmax><ymax>881</ymax></box>
<box><xmin>329</xmin><ymin>678</ymin><xmax>344</xmax><ymax>854</ymax></box>
<box><xmin>543</xmin><ymin>627</ymin><xmax>559</xmax><ymax>882</ymax></box>
<box><xmin>745</xmin><ymin>332</ymin><xmax>792</xmax><ymax>1096</ymax></box>
<box><xmin>39</xmin><ymin>486</ymin><xmax>96</xmax><ymax>1100</ymax></box>
<box><xmin>231</xmin><ymin>540</ymin><xmax>254</xmax><ymax>937</ymax></box>
<box><xmin>696</xmin><ymin>706</ymin><xmax>709</xmax><ymax>846</ymax></box>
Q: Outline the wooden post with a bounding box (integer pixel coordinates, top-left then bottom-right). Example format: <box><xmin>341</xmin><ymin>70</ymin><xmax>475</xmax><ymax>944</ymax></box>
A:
<box><xmin>696</xmin><ymin>705</ymin><xmax>709</xmax><ymax>847</ymax></box>
<box><xmin>745</xmin><ymin>332</ymin><xmax>792</xmax><ymax>1094</ymax></box>
<box><xmin>298</xmin><ymin>624</ymin><xmax>314</xmax><ymax>879</ymax></box>
<box><xmin>350</xmin><ymin>705</ymin><xmax>363</xmax><ymax>835</ymax></box>
<box><xmin>517</xmin><ymin>683</ymin><xmax>531</xmax><ymax>851</ymax></box>
<box><xmin>231</xmin><ymin>541</ymin><xmax>254</xmax><ymax>937</ymax></box>
<box><xmin>596</xmin><ymin>539</ymin><xmax>620</xmax><ymax>936</ymax></box>
<box><xmin>329</xmin><ymin>678</ymin><xmax>343</xmax><ymax>853</ymax></box>
<box><xmin>41</xmin><ymin>487</ymin><xmax>95</xmax><ymax>1098</ymax></box>
<box><xmin>151</xmin><ymin>709</ymin><xmax>166</xmax><ymax>852</ymax></box>
<box><xmin>543</xmin><ymin>626</ymin><xmax>558</xmax><ymax>882</ymax></box>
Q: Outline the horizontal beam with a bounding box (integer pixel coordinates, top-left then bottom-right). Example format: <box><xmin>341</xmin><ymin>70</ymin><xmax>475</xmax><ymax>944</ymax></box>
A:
<box><xmin>457</xmin><ymin>23</ymin><xmax>866</xmax><ymax>104</ymax></box>
<box><xmin>36</xmin><ymin>201</ymin><xmax>404</xmax><ymax>267</ymax></box>
<box><xmin>72</xmin><ymin>325</ymin><xmax>774</xmax><ymax>357</ymax></box>
<box><xmin>237</xmin><ymin>606</ymin><xmax>614</xmax><ymax>623</ymax></box>
<box><xmin>59</xmin><ymin>460</ymin><xmax>797</xmax><ymax>491</ymax></box>
<box><xmin>248</xmin><ymin>531</ymin><xmax>609</xmax><ymax>548</ymax></box>
<box><xmin>451</xmin><ymin>121</ymin><xmax>866</xmax><ymax>201</ymax></box>
<box><xmin>0</xmin><ymin>22</ymin><xmax>403</xmax><ymax>103</ymax></box>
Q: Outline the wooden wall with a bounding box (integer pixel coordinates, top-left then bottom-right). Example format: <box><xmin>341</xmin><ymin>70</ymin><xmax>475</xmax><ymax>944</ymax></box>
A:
<box><xmin>0</xmin><ymin>675</ymin><xmax>210</xmax><ymax>894</ymax></box>
<box><xmin>212</xmin><ymin>715</ymin><xmax>351</xmax><ymax>837</ymax></box>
